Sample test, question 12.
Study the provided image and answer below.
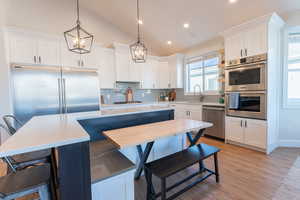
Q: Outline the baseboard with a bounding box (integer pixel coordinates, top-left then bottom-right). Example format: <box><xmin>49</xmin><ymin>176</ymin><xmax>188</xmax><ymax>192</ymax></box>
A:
<box><xmin>278</xmin><ymin>140</ymin><xmax>300</xmax><ymax>147</ymax></box>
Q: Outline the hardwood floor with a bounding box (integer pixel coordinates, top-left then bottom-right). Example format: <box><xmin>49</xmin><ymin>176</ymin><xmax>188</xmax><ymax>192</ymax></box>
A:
<box><xmin>0</xmin><ymin>137</ymin><xmax>299</xmax><ymax>200</ymax></box>
<box><xmin>135</xmin><ymin>137</ymin><xmax>300</xmax><ymax>200</ymax></box>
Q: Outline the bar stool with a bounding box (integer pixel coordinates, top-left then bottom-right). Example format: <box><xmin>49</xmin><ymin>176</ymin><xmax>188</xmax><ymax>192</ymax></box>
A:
<box><xmin>0</xmin><ymin>159</ymin><xmax>52</xmax><ymax>200</ymax></box>
<box><xmin>1</xmin><ymin>116</ymin><xmax>52</xmax><ymax>171</ymax></box>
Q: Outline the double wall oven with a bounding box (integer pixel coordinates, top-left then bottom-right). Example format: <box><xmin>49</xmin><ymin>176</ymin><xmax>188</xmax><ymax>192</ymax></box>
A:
<box><xmin>225</xmin><ymin>54</ymin><xmax>267</xmax><ymax>120</ymax></box>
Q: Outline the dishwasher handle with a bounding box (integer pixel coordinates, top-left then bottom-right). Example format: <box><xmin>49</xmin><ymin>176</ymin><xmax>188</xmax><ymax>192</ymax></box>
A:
<box><xmin>203</xmin><ymin>107</ymin><xmax>225</xmax><ymax>111</ymax></box>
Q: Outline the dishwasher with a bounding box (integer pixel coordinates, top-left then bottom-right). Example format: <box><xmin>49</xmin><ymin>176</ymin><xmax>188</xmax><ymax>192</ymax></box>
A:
<box><xmin>202</xmin><ymin>105</ymin><xmax>225</xmax><ymax>140</ymax></box>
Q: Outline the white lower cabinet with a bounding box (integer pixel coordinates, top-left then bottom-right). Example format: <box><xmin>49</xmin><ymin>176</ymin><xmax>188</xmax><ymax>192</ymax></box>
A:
<box><xmin>226</xmin><ymin>116</ymin><xmax>267</xmax><ymax>149</ymax></box>
<box><xmin>171</xmin><ymin>104</ymin><xmax>202</xmax><ymax>121</ymax></box>
<box><xmin>225</xmin><ymin>117</ymin><xmax>244</xmax><ymax>143</ymax></box>
<box><xmin>91</xmin><ymin>169</ymin><xmax>134</xmax><ymax>200</ymax></box>
<box><xmin>244</xmin><ymin>118</ymin><xmax>267</xmax><ymax>149</ymax></box>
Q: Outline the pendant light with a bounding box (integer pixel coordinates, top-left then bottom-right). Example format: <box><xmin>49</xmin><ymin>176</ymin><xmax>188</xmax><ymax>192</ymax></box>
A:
<box><xmin>130</xmin><ymin>0</ymin><xmax>147</xmax><ymax>63</ymax></box>
<box><xmin>64</xmin><ymin>0</ymin><xmax>94</xmax><ymax>54</ymax></box>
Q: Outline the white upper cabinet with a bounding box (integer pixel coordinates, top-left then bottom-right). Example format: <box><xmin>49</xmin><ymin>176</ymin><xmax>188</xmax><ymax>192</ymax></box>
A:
<box><xmin>99</xmin><ymin>48</ymin><xmax>116</xmax><ymax>89</ymax></box>
<box><xmin>158</xmin><ymin>61</ymin><xmax>170</xmax><ymax>89</ymax></box>
<box><xmin>141</xmin><ymin>58</ymin><xmax>156</xmax><ymax>89</ymax></box>
<box><xmin>244</xmin><ymin>24</ymin><xmax>267</xmax><ymax>57</ymax></box>
<box><xmin>115</xmin><ymin>50</ymin><xmax>130</xmax><ymax>82</ymax></box>
<box><xmin>8</xmin><ymin>32</ymin><xmax>37</xmax><ymax>64</ymax></box>
<box><xmin>223</xmin><ymin>18</ymin><xmax>268</xmax><ymax>62</ymax></box>
<box><xmin>167</xmin><ymin>54</ymin><xmax>184</xmax><ymax>89</ymax></box>
<box><xmin>81</xmin><ymin>45</ymin><xmax>101</xmax><ymax>68</ymax></box>
<box><xmin>129</xmin><ymin>60</ymin><xmax>142</xmax><ymax>83</ymax></box>
<box><xmin>37</xmin><ymin>37</ymin><xmax>61</xmax><ymax>66</ymax></box>
<box><xmin>61</xmin><ymin>41</ymin><xmax>81</xmax><ymax>67</ymax></box>
<box><xmin>7</xmin><ymin>31</ymin><xmax>61</xmax><ymax>66</ymax></box>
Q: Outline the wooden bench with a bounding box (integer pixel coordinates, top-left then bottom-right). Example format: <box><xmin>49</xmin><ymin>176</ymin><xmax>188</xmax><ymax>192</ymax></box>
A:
<box><xmin>144</xmin><ymin>143</ymin><xmax>220</xmax><ymax>200</ymax></box>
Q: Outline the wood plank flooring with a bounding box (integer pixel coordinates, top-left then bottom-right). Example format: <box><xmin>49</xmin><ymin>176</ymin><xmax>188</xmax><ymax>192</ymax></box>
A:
<box><xmin>135</xmin><ymin>137</ymin><xmax>300</xmax><ymax>200</ymax></box>
<box><xmin>0</xmin><ymin>137</ymin><xmax>299</xmax><ymax>200</ymax></box>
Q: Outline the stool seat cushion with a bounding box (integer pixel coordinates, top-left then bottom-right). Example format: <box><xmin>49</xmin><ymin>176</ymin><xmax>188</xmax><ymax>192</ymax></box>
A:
<box><xmin>0</xmin><ymin>164</ymin><xmax>50</xmax><ymax>197</ymax></box>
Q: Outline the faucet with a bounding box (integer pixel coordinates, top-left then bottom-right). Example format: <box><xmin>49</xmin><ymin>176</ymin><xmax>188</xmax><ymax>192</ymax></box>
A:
<box><xmin>193</xmin><ymin>84</ymin><xmax>204</xmax><ymax>102</ymax></box>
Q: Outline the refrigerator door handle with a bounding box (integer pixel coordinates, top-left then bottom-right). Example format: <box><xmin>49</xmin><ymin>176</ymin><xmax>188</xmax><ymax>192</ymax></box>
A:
<box><xmin>62</xmin><ymin>78</ymin><xmax>67</xmax><ymax>113</ymax></box>
<box><xmin>58</xmin><ymin>78</ymin><xmax>62</xmax><ymax>114</ymax></box>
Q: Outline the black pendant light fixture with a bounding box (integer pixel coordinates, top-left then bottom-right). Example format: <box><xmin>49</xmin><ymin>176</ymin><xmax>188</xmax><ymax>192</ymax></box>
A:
<box><xmin>130</xmin><ymin>0</ymin><xmax>147</xmax><ymax>63</ymax></box>
<box><xmin>64</xmin><ymin>0</ymin><xmax>94</xmax><ymax>54</ymax></box>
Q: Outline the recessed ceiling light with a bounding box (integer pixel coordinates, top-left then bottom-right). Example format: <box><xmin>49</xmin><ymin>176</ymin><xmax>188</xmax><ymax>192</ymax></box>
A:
<box><xmin>183</xmin><ymin>23</ymin><xmax>190</xmax><ymax>28</ymax></box>
<box><xmin>229</xmin><ymin>0</ymin><xmax>238</xmax><ymax>3</ymax></box>
<box><xmin>138</xmin><ymin>20</ymin><xmax>143</xmax><ymax>25</ymax></box>
<box><xmin>167</xmin><ymin>41</ymin><xmax>172</xmax><ymax>45</ymax></box>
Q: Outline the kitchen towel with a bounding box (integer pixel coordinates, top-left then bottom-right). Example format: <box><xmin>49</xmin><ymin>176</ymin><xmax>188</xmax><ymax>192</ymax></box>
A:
<box><xmin>229</xmin><ymin>93</ymin><xmax>240</xmax><ymax>109</ymax></box>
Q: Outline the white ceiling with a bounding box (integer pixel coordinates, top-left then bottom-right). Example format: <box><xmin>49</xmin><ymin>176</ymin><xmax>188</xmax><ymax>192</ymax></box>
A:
<box><xmin>80</xmin><ymin>0</ymin><xmax>300</xmax><ymax>56</ymax></box>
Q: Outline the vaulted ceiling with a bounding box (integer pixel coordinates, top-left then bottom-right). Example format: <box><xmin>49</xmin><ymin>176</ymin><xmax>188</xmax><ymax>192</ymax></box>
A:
<box><xmin>82</xmin><ymin>0</ymin><xmax>300</xmax><ymax>55</ymax></box>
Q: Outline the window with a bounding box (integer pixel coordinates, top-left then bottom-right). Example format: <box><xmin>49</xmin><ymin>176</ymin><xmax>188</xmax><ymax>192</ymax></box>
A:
<box><xmin>284</xmin><ymin>28</ymin><xmax>300</xmax><ymax>107</ymax></box>
<box><xmin>185</xmin><ymin>54</ymin><xmax>219</xmax><ymax>95</ymax></box>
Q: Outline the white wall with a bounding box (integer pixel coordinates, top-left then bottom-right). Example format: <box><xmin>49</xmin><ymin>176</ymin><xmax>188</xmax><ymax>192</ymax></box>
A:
<box><xmin>278</xmin><ymin>10</ymin><xmax>300</xmax><ymax>145</ymax></box>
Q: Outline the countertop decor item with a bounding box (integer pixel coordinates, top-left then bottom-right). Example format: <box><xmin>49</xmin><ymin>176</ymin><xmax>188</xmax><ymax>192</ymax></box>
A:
<box><xmin>130</xmin><ymin>0</ymin><xmax>147</xmax><ymax>63</ymax></box>
<box><xmin>64</xmin><ymin>0</ymin><xmax>94</xmax><ymax>54</ymax></box>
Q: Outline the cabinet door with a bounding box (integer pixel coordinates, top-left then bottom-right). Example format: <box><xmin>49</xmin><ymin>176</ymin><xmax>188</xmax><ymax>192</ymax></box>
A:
<box><xmin>81</xmin><ymin>45</ymin><xmax>101</xmax><ymax>68</ymax></box>
<box><xmin>99</xmin><ymin>48</ymin><xmax>116</xmax><ymax>89</ymax></box>
<box><xmin>158</xmin><ymin>61</ymin><xmax>170</xmax><ymax>89</ymax></box>
<box><xmin>154</xmin><ymin>136</ymin><xmax>181</xmax><ymax>160</ymax></box>
<box><xmin>244</xmin><ymin>119</ymin><xmax>267</xmax><ymax>149</ymax></box>
<box><xmin>174</xmin><ymin>108</ymin><xmax>188</xmax><ymax>119</ymax></box>
<box><xmin>190</xmin><ymin>109</ymin><xmax>202</xmax><ymax>121</ymax></box>
<box><xmin>37</xmin><ymin>38</ymin><xmax>61</xmax><ymax>66</ymax></box>
<box><xmin>244</xmin><ymin>24</ymin><xmax>268</xmax><ymax>57</ymax></box>
<box><xmin>9</xmin><ymin>32</ymin><xmax>37</xmax><ymax>64</ymax></box>
<box><xmin>141</xmin><ymin>59</ymin><xmax>156</xmax><ymax>89</ymax></box>
<box><xmin>168</xmin><ymin>55</ymin><xmax>183</xmax><ymax>88</ymax></box>
<box><xmin>129</xmin><ymin>61</ymin><xmax>142</xmax><ymax>82</ymax></box>
<box><xmin>61</xmin><ymin>42</ymin><xmax>81</xmax><ymax>67</ymax></box>
<box><xmin>115</xmin><ymin>52</ymin><xmax>130</xmax><ymax>82</ymax></box>
<box><xmin>225</xmin><ymin>117</ymin><xmax>244</xmax><ymax>143</ymax></box>
<box><xmin>225</xmin><ymin>32</ymin><xmax>245</xmax><ymax>61</ymax></box>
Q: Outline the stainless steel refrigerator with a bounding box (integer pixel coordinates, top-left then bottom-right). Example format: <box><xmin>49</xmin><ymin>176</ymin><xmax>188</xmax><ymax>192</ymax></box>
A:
<box><xmin>11</xmin><ymin>65</ymin><xmax>100</xmax><ymax>123</ymax></box>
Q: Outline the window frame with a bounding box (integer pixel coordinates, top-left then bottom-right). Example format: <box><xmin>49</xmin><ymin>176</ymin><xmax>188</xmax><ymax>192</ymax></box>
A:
<box><xmin>184</xmin><ymin>52</ymin><xmax>220</xmax><ymax>96</ymax></box>
<box><xmin>283</xmin><ymin>26</ymin><xmax>300</xmax><ymax>109</ymax></box>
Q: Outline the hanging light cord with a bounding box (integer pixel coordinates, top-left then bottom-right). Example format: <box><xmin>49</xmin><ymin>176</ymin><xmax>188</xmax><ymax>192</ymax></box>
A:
<box><xmin>137</xmin><ymin>0</ymin><xmax>140</xmax><ymax>42</ymax></box>
<box><xmin>76</xmin><ymin>0</ymin><xmax>80</xmax><ymax>24</ymax></box>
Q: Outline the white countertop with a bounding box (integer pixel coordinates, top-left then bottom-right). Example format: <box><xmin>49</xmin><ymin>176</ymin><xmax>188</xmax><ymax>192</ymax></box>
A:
<box><xmin>0</xmin><ymin>106</ymin><xmax>174</xmax><ymax>157</ymax></box>
<box><xmin>101</xmin><ymin>101</ymin><xmax>225</xmax><ymax>108</ymax></box>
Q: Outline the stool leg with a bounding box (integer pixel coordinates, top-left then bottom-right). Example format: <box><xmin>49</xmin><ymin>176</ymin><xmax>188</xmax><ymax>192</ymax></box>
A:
<box><xmin>38</xmin><ymin>184</ymin><xmax>51</xmax><ymax>200</ymax></box>
<box><xmin>214</xmin><ymin>153</ymin><xmax>220</xmax><ymax>183</ymax></box>
<box><xmin>161</xmin><ymin>178</ymin><xmax>167</xmax><ymax>200</ymax></box>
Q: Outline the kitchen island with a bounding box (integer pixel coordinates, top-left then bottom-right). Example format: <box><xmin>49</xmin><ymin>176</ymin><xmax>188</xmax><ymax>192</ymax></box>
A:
<box><xmin>0</xmin><ymin>105</ymin><xmax>178</xmax><ymax>200</ymax></box>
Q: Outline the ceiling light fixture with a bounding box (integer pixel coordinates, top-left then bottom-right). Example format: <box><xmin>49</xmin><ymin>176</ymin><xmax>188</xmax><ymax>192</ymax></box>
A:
<box><xmin>183</xmin><ymin>23</ymin><xmax>190</xmax><ymax>28</ymax></box>
<box><xmin>167</xmin><ymin>41</ymin><xmax>172</xmax><ymax>45</ymax></box>
<box><xmin>130</xmin><ymin>0</ymin><xmax>147</xmax><ymax>63</ymax></box>
<box><xmin>138</xmin><ymin>20</ymin><xmax>143</xmax><ymax>25</ymax></box>
<box><xmin>229</xmin><ymin>0</ymin><xmax>238</xmax><ymax>3</ymax></box>
<box><xmin>64</xmin><ymin>0</ymin><xmax>94</xmax><ymax>54</ymax></box>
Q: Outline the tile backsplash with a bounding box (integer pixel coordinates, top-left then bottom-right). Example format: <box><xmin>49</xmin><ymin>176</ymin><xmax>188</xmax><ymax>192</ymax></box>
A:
<box><xmin>100</xmin><ymin>82</ymin><xmax>170</xmax><ymax>104</ymax></box>
<box><xmin>100</xmin><ymin>83</ymin><xmax>221</xmax><ymax>105</ymax></box>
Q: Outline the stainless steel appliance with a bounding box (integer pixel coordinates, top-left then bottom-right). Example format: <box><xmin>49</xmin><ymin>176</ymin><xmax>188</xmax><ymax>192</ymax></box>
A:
<box><xmin>11</xmin><ymin>65</ymin><xmax>100</xmax><ymax>123</ymax></box>
<box><xmin>225</xmin><ymin>53</ymin><xmax>267</xmax><ymax>92</ymax></box>
<box><xmin>202</xmin><ymin>105</ymin><xmax>225</xmax><ymax>140</ymax></box>
<box><xmin>225</xmin><ymin>92</ymin><xmax>266</xmax><ymax>120</ymax></box>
